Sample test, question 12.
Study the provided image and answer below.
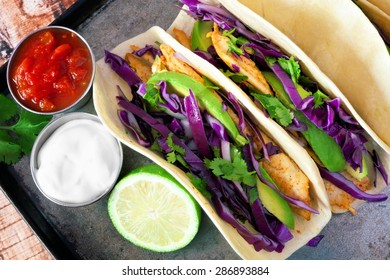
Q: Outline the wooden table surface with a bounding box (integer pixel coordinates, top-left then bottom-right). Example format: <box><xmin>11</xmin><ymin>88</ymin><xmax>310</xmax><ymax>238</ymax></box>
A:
<box><xmin>0</xmin><ymin>189</ymin><xmax>53</xmax><ymax>260</ymax></box>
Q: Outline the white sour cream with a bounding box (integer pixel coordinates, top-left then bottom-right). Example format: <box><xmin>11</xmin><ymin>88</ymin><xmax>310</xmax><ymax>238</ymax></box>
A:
<box><xmin>35</xmin><ymin>119</ymin><xmax>122</xmax><ymax>205</ymax></box>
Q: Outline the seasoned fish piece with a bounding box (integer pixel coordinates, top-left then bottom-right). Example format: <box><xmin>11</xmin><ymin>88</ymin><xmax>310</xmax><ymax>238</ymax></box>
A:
<box><xmin>125</xmin><ymin>53</ymin><xmax>153</xmax><ymax>83</ymax></box>
<box><xmin>260</xmin><ymin>153</ymin><xmax>312</xmax><ymax>220</ymax></box>
<box><xmin>208</xmin><ymin>23</ymin><xmax>273</xmax><ymax>95</ymax></box>
<box><xmin>172</xmin><ymin>28</ymin><xmax>191</xmax><ymax>49</ymax></box>
<box><xmin>159</xmin><ymin>44</ymin><xmax>204</xmax><ymax>84</ymax></box>
<box><xmin>324</xmin><ymin>172</ymin><xmax>371</xmax><ymax>215</ymax></box>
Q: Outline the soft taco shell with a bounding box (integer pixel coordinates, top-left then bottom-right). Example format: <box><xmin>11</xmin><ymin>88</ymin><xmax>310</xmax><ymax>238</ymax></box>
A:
<box><xmin>365</xmin><ymin>0</ymin><xmax>390</xmax><ymax>15</ymax></box>
<box><xmin>93</xmin><ymin>25</ymin><xmax>331</xmax><ymax>259</ymax></box>
<box><xmin>230</xmin><ymin>0</ymin><xmax>390</xmax><ymax>155</ymax></box>
<box><xmin>169</xmin><ymin>1</ymin><xmax>389</xmax><ymax>213</ymax></box>
<box><xmin>354</xmin><ymin>0</ymin><xmax>390</xmax><ymax>42</ymax></box>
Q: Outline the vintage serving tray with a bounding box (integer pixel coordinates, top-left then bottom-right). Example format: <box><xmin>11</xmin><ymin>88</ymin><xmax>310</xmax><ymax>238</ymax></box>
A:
<box><xmin>1</xmin><ymin>0</ymin><xmax>390</xmax><ymax>260</ymax></box>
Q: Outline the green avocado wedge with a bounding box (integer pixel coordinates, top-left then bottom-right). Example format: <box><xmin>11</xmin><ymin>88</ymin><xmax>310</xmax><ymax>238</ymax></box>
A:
<box><xmin>147</xmin><ymin>71</ymin><xmax>247</xmax><ymax>146</ymax></box>
<box><xmin>295</xmin><ymin>111</ymin><xmax>346</xmax><ymax>172</ymax></box>
<box><xmin>346</xmin><ymin>156</ymin><xmax>368</xmax><ymax>181</ymax></box>
<box><xmin>191</xmin><ymin>20</ymin><xmax>213</xmax><ymax>51</ymax></box>
<box><xmin>255</xmin><ymin>167</ymin><xmax>295</xmax><ymax>229</ymax></box>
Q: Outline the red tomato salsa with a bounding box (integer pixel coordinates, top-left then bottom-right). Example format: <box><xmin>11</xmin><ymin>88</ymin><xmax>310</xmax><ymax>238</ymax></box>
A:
<box><xmin>9</xmin><ymin>28</ymin><xmax>93</xmax><ymax>112</ymax></box>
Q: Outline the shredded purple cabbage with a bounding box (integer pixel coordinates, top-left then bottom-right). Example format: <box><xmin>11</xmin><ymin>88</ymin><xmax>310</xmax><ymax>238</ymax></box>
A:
<box><xmin>184</xmin><ymin>89</ymin><xmax>211</xmax><ymax>158</ymax></box>
<box><xmin>227</xmin><ymin>92</ymin><xmax>246</xmax><ymax>134</ymax></box>
<box><xmin>104</xmin><ymin>50</ymin><xmax>141</xmax><ymax>86</ymax></box>
<box><xmin>117</xmin><ymin>109</ymin><xmax>151</xmax><ymax>147</ymax></box>
<box><xmin>193</xmin><ymin>49</ymin><xmax>221</xmax><ymax>68</ymax></box>
<box><xmin>298</xmin><ymin>95</ymin><xmax>368</xmax><ymax>171</ymax></box>
<box><xmin>132</xmin><ymin>44</ymin><xmax>162</xmax><ymax>58</ymax></box>
<box><xmin>371</xmin><ymin>150</ymin><xmax>389</xmax><ymax>186</ymax></box>
<box><xmin>205</xmin><ymin>113</ymin><xmax>229</xmax><ymax>141</ymax></box>
<box><xmin>157</xmin><ymin>81</ymin><xmax>185</xmax><ymax>115</ymax></box>
<box><xmin>306</xmin><ymin>235</ymin><xmax>324</xmax><ymax>247</ymax></box>
<box><xmin>318</xmin><ymin>165</ymin><xmax>387</xmax><ymax>202</ymax></box>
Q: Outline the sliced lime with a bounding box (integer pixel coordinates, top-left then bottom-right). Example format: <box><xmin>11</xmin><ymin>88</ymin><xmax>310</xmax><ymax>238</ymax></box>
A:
<box><xmin>108</xmin><ymin>164</ymin><xmax>201</xmax><ymax>252</ymax></box>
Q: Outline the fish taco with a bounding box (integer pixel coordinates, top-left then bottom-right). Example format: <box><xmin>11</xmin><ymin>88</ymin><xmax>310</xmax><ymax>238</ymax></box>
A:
<box><xmin>93</xmin><ymin>25</ymin><xmax>331</xmax><ymax>259</ymax></box>
<box><xmin>353</xmin><ymin>0</ymin><xmax>390</xmax><ymax>52</ymax></box>
<box><xmin>226</xmin><ymin>0</ymin><xmax>390</xmax><ymax>155</ymax></box>
<box><xmin>166</xmin><ymin>0</ymin><xmax>389</xmax><ymax>214</ymax></box>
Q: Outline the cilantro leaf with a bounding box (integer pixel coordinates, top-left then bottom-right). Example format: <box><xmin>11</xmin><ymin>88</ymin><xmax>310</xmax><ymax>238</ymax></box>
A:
<box><xmin>166</xmin><ymin>151</ymin><xmax>177</xmax><ymax>163</ymax></box>
<box><xmin>264</xmin><ymin>56</ymin><xmax>277</xmax><ymax>67</ymax></box>
<box><xmin>0</xmin><ymin>95</ymin><xmax>18</xmax><ymax>123</ymax></box>
<box><xmin>206</xmin><ymin>157</ymin><xmax>256</xmax><ymax>186</ymax></box>
<box><xmin>313</xmin><ymin>90</ymin><xmax>329</xmax><ymax>108</ymax></box>
<box><xmin>167</xmin><ymin>133</ymin><xmax>185</xmax><ymax>155</ymax></box>
<box><xmin>165</xmin><ymin>133</ymin><xmax>187</xmax><ymax>167</ymax></box>
<box><xmin>277</xmin><ymin>56</ymin><xmax>301</xmax><ymax>84</ymax></box>
<box><xmin>11</xmin><ymin>110</ymin><xmax>51</xmax><ymax>153</ymax></box>
<box><xmin>0</xmin><ymin>94</ymin><xmax>51</xmax><ymax>164</ymax></box>
<box><xmin>0</xmin><ymin>131</ymin><xmax>22</xmax><ymax>165</ymax></box>
<box><xmin>186</xmin><ymin>172</ymin><xmax>212</xmax><ymax>199</ymax></box>
<box><xmin>252</xmin><ymin>93</ymin><xmax>294</xmax><ymax>127</ymax></box>
<box><xmin>143</xmin><ymin>83</ymin><xmax>164</xmax><ymax>108</ymax></box>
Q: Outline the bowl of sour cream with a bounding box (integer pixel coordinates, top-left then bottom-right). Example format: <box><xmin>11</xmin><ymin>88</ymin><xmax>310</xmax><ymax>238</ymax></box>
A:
<box><xmin>30</xmin><ymin>112</ymin><xmax>123</xmax><ymax>207</ymax></box>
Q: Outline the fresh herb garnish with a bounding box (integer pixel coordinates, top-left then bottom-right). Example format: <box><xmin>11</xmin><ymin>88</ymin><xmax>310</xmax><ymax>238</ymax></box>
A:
<box><xmin>313</xmin><ymin>90</ymin><xmax>329</xmax><ymax>108</ymax></box>
<box><xmin>0</xmin><ymin>94</ymin><xmax>51</xmax><ymax>164</ymax></box>
<box><xmin>166</xmin><ymin>132</ymin><xmax>187</xmax><ymax>167</ymax></box>
<box><xmin>206</xmin><ymin>157</ymin><xmax>256</xmax><ymax>186</ymax></box>
<box><xmin>186</xmin><ymin>172</ymin><xmax>211</xmax><ymax>199</ymax></box>
<box><xmin>277</xmin><ymin>56</ymin><xmax>301</xmax><ymax>84</ymax></box>
<box><xmin>252</xmin><ymin>93</ymin><xmax>294</xmax><ymax>127</ymax></box>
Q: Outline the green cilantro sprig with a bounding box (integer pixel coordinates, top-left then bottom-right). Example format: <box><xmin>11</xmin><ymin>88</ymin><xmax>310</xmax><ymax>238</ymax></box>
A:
<box><xmin>205</xmin><ymin>157</ymin><xmax>256</xmax><ymax>187</ymax></box>
<box><xmin>165</xmin><ymin>132</ymin><xmax>188</xmax><ymax>167</ymax></box>
<box><xmin>252</xmin><ymin>93</ymin><xmax>294</xmax><ymax>127</ymax></box>
<box><xmin>0</xmin><ymin>94</ymin><xmax>51</xmax><ymax>165</ymax></box>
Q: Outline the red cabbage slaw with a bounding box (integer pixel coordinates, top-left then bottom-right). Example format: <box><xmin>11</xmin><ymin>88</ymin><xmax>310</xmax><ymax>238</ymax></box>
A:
<box><xmin>104</xmin><ymin>48</ymin><xmax>320</xmax><ymax>253</ymax></box>
<box><xmin>180</xmin><ymin>0</ymin><xmax>388</xmax><ymax>203</ymax></box>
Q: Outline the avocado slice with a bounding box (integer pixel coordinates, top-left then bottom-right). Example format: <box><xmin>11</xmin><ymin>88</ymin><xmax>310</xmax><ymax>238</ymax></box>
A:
<box><xmin>295</xmin><ymin>111</ymin><xmax>346</xmax><ymax>172</ymax></box>
<box><xmin>191</xmin><ymin>20</ymin><xmax>213</xmax><ymax>51</ymax></box>
<box><xmin>346</xmin><ymin>156</ymin><xmax>368</xmax><ymax>181</ymax></box>
<box><xmin>263</xmin><ymin>71</ymin><xmax>294</xmax><ymax>109</ymax></box>
<box><xmin>256</xmin><ymin>167</ymin><xmax>295</xmax><ymax>229</ymax></box>
<box><xmin>147</xmin><ymin>71</ymin><xmax>247</xmax><ymax>146</ymax></box>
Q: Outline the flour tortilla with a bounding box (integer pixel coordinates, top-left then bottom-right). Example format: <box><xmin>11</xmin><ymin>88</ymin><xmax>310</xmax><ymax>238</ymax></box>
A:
<box><xmin>93</xmin><ymin>25</ymin><xmax>331</xmax><ymax>260</ymax></box>
<box><xmin>365</xmin><ymin>0</ymin><xmax>390</xmax><ymax>15</ymax></box>
<box><xmin>167</xmin><ymin>0</ymin><xmax>389</xmax><ymax>213</ymax></box>
<box><xmin>354</xmin><ymin>0</ymin><xmax>390</xmax><ymax>42</ymax></box>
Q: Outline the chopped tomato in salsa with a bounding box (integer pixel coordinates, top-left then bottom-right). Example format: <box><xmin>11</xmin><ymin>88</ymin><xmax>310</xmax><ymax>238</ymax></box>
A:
<box><xmin>9</xmin><ymin>29</ymin><xmax>93</xmax><ymax>112</ymax></box>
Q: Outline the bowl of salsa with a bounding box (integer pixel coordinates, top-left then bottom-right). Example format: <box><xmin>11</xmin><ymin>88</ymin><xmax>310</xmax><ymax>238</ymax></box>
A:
<box><xmin>7</xmin><ymin>26</ymin><xmax>95</xmax><ymax>114</ymax></box>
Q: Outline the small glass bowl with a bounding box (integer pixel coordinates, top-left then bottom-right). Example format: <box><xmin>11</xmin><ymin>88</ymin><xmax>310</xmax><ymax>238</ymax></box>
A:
<box><xmin>6</xmin><ymin>26</ymin><xmax>95</xmax><ymax>115</ymax></box>
<box><xmin>30</xmin><ymin>112</ymin><xmax>123</xmax><ymax>207</ymax></box>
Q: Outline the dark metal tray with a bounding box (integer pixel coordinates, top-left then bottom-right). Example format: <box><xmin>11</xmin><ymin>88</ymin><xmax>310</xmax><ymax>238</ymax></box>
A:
<box><xmin>1</xmin><ymin>0</ymin><xmax>390</xmax><ymax>260</ymax></box>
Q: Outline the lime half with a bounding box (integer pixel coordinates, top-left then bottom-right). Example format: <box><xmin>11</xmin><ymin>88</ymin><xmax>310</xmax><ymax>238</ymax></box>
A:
<box><xmin>108</xmin><ymin>164</ymin><xmax>201</xmax><ymax>252</ymax></box>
